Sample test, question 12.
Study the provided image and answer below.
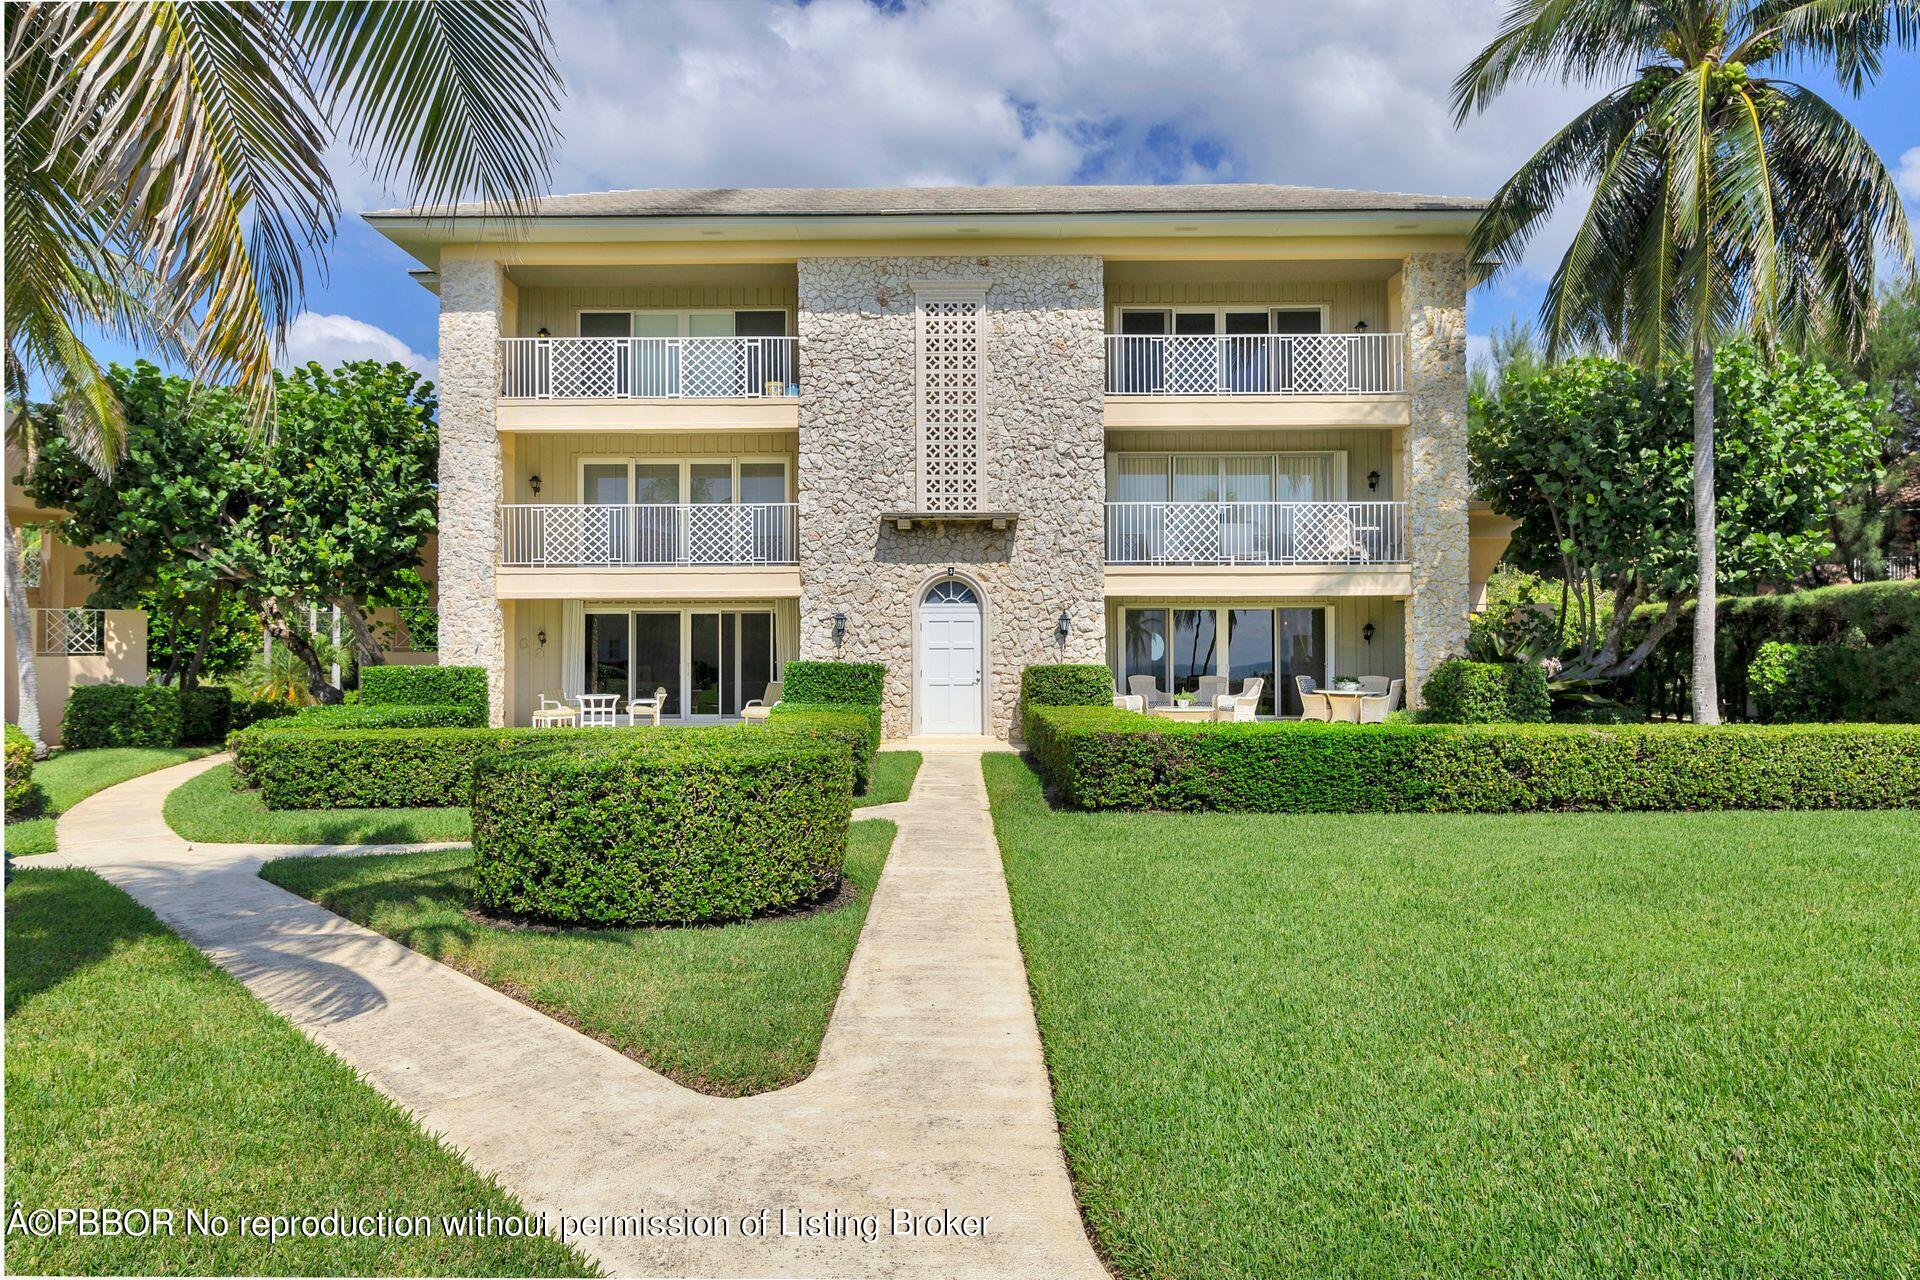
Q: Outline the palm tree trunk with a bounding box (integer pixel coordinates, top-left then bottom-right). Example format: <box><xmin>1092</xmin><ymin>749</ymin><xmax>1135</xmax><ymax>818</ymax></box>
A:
<box><xmin>1691</xmin><ymin>340</ymin><xmax>1720</xmax><ymax>725</ymax></box>
<box><xmin>4</xmin><ymin>516</ymin><xmax>47</xmax><ymax>754</ymax></box>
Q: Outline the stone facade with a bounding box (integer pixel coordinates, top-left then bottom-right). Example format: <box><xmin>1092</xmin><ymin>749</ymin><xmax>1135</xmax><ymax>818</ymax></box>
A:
<box><xmin>436</xmin><ymin>257</ymin><xmax>510</xmax><ymax>725</ymax></box>
<box><xmin>796</xmin><ymin>256</ymin><xmax>1109</xmax><ymax>738</ymax></box>
<box><xmin>1400</xmin><ymin>251</ymin><xmax>1472</xmax><ymax>707</ymax></box>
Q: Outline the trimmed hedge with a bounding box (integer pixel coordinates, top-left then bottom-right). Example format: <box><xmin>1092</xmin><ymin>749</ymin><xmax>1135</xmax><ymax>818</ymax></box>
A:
<box><xmin>765</xmin><ymin>701</ymin><xmax>880</xmax><ymax>793</ymax></box>
<box><xmin>1022</xmin><ymin>664</ymin><xmax>1113</xmax><ymax>708</ymax></box>
<box><xmin>357</xmin><ymin>664</ymin><xmax>489</xmax><ymax>720</ymax></box>
<box><xmin>241</xmin><ymin>702</ymin><xmax>483</xmax><ymax>737</ymax></box>
<box><xmin>230</xmin><ymin>697</ymin><xmax>299</xmax><ymax>732</ymax></box>
<box><xmin>177</xmin><ymin>686</ymin><xmax>233</xmax><ymax>746</ymax></box>
<box><xmin>1750</xmin><ymin>640</ymin><xmax>1841</xmax><ymax>723</ymax></box>
<box><xmin>61</xmin><ymin>682</ymin><xmax>182</xmax><ymax>749</ymax></box>
<box><xmin>782</xmin><ymin>660</ymin><xmax>886</xmax><ymax>706</ymax></box>
<box><xmin>230</xmin><ymin>713</ymin><xmax>882</xmax><ymax>810</ymax></box>
<box><xmin>1025</xmin><ymin>706</ymin><xmax>1920</xmax><ymax>813</ymax></box>
<box><xmin>1421</xmin><ymin>659</ymin><xmax>1551</xmax><ymax>724</ymax></box>
<box><xmin>6</xmin><ymin>723</ymin><xmax>43</xmax><ymax>820</ymax></box>
<box><xmin>470</xmin><ymin>735</ymin><xmax>852</xmax><ymax>927</ymax></box>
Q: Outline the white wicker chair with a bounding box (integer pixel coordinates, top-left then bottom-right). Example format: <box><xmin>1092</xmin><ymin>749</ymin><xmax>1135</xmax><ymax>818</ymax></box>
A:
<box><xmin>1112</xmin><ymin>693</ymin><xmax>1147</xmax><ymax>713</ymax></box>
<box><xmin>1295</xmin><ymin>675</ymin><xmax>1332</xmax><ymax>722</ymax></box>
<box><xmin>1213</xmin><ymin>676</ymin><xmax>1264</xmax><ymax>723</ymax></box>
<box><xmin>1128</xmin><ymin>674</ymin><xmax>1171</xmax><ymax>708</ymax></box>
<box><xmin>741</xmin><ymin>680</ymin><xmax>782</xmax><ymax>724</ymax></box>
<box><xmin>1196</xmin><ymin>675</ymin><xmax>1230</xmax><ymax>708</ymax></box>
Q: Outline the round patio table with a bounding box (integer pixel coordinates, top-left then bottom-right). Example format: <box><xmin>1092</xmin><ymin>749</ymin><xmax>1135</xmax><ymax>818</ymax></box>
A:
<box><xmin>1148</xmin><ymin>704</ymin><xmax>1217</xmax><ymax>723</ymax></box>
<box><xmin>1322</xmin><ymin>690</ymin><xmax>1387</xmax><ymax>723</ymax></box>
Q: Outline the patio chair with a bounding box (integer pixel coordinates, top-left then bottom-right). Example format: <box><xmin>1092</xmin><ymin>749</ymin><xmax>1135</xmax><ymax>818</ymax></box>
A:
<box><xmin>1384</xmin><ymin>678</ymin><xmax>1404</xmax><ymax>712</ymax></box>
<box><xmin>1128</xmin><ymin>675</ymin><xmax>1171</xmax><ymax>708</ymax></box>
<box><xmin>1196</xmin><ymin>675</ymin><xmax>1230</xmax><ymax>708</ymax></box>
<box><xmin>577</xmin><ymin>692</ymin><xmax>623</xmax><ymax>727</ymax></box>
<box><xmin>1112</xmin><ymin>693</ymin><xmax>1147</xmax><ymax>713</ymax></box>
<box><xmin>530</xmin><ymin>690</ymin><xmax>577</xmax><ymax>728</ymax></box>
<box><xmin>1357</xmin><ymin>692</ymin><xmax>1393</xmax><ymax>724</ymax></box>
<box><xmin>1295</xmin><ymin>675</ymin><xmax>1332</xmax><ymax>722</ymax></box>
<box><xmin>1356</xmin><ymin>675</ymin><xmax>1392</xmax><ymax>695</ymax></box>
<box><xmin>741</xmin><ymin>680</ymin><xmax>783</xmax><ymax>724</ymax></box>
<box><xmin>626</xmin><ymin>686</ymin><xmax>669</xmax><ymax>727</ymax></box>
<box><xmin>1213</xmin><ymin>676</ymin><xmax>1264</xmax><ymax>723</ymax></box>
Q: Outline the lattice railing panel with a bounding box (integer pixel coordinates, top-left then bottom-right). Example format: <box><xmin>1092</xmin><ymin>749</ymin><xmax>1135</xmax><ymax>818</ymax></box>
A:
<box><xmin>920</xmin><ymin>297</ymin><xmax>982</xmax><ymax>512</ymax></box>
<box><xmin>36</xmin><ymin>607</ymin><xmax>103</xmax><ymax>655</ymax></box>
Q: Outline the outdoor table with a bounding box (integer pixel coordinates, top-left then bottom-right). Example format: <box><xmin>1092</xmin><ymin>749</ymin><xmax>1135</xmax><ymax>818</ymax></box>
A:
<box><xmin>1322</xmin><ymin>690</ymin><xmax>1386</xmax><ymax>723</ymax></box>
<box><xmin>1148</xmin><ymin>704</ymin><xmax>1217</xmax><ymax>723</ymax></box>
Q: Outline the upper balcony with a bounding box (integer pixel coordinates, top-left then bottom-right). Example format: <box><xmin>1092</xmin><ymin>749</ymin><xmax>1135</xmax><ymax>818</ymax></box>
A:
<box><xmin>501</xmin><ymin>336</ymin><xmax>799</xmax><ymax>400</ymax></box>
<box><xmin>1105</xmin><ymin>332</ymin><xmax>1403</xmax><ymax>397</ymax></box>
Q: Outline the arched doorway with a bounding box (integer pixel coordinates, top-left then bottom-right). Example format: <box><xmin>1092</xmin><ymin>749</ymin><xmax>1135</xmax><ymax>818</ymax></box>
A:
<box><xmin>917</xmin><ymin>579</ymin><xmax>983</xmax><ymax>735</ymax></box>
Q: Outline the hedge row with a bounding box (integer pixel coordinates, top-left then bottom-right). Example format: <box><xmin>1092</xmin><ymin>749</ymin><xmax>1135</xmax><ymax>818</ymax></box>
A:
<box><xmin>1025</xmin><ymin>706</ymin><xmax>1920</xmax><ymax>813</ymax></box>
<box><xmin>230</xmin><ymin>711</ymin><xmax>881</xmax><ymax>810</ymax></box>
<box><xmin>470</xmin><ymin>735</ymin><xmax>851</xmax><ymax>927</ymax></box>
<box><xmin>62</xmin><ymin>683</ymin><xmax>182</xmax><ymax>749</ymax></box>
<box><xmin>5</xmin><ymin>723</ymin><xmax>43</xmax><ymax>820</ymax></box>
<box><xmin>1021</xmin><ymin>663</ymin><xmax>1113</xmax><ymax>710</ymax></box>
<box><xmin>243</xmin><ymin>702</ymin><xmax>483</xmax><ymax>734</ymax></box>
<box><xmin>1632</xmin><ymin>581</ymin><xmax>1920</xmax><ymax>721</ymax></box>
<box><xmin>1421</xmin><ymin>659</ymin><xmax>1551</xmax><ymax>724</ymax></box>
<box><xmin>358</xmin><ymin>665</ymin><xmax>489</xmax><ymax>720</ymax></box>
<box><xmin>782</xmin><ymin>660</ymin><xmax>886</xmax><ymax>706</ymax></box>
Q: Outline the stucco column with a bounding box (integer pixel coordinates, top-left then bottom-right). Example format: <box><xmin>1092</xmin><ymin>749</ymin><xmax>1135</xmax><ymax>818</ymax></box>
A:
<box><xmin>1401</xmin><ymin>251</ymin><xmax>1471</xmax><ymax>707</ymax></box>
<box><xmin>436</xmin><ymin>255</ymin><xmax>508</xmax><ymax>725</ymax></box>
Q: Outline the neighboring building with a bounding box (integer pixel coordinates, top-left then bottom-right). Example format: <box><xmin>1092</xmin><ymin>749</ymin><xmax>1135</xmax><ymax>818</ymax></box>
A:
<box><xmin>369</xmin><ymin>184</ymin><xmax>1513</xmax><ymax>740</ymax></box>
<box><xmin>5</xmin><ymin>459</ymin><xmax>147</xmax><ymax>743</ymax></box>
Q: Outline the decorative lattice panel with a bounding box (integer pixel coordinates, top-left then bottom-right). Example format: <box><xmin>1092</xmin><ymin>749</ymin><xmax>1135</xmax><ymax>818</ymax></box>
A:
<box><xmin>684</xmin><ymin>504</ymin><xmax>755</xmax><ymax>563</ymax></box>
<box><xmin>548</xmin><ymin>341</ymin><xmax>621</xmax><ymax>398</ymax></box>
<box><xmin>1161</xmin><ymin>503</ymin><xmax>1222</xmax><ymax>562</ymax></box>
<box><xmin>1287</xmin><ymin>335</ymin><xmax>1354</xmax><ymax>394</ymax></box>
<box><xmin>540</xmin><ymin>505</ymin><xmax>620</xmax><ymax>565</ymax></box>
<box><xmin>1163</xmin><ymin>337</ymin><xmax>1220</xmax><ymax>394</ymax></box>
<box><xmin>38</xmin><ymin>608</ymin><xmax>103</xmax><ymax>655</ymax></box>
<box><xmin>680</xmin><ymin>339</ymin><xmax>745</xmax><ymax>398</ymax></box>
<box><xmin>919</xmin><ymin>296</ymin><xmax>982</xmax><ymax>512</ymax></box>
<box><xmin>1292</xmin><ymin>504</ymin><xmax>1362</xmax><ymax>562</ymax></box>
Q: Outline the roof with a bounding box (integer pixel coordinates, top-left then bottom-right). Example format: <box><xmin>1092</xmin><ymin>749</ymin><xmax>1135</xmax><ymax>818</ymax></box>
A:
<box><xmin>367</xmin><ymin>182</ymin><xmax>1486</xmax><ymax>221</ymax></box>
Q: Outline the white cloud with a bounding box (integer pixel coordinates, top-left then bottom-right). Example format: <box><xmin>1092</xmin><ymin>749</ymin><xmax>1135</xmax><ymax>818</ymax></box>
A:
<box><xmin>280</xmin><ymin>312</ymin><xmax>436</xmax><ymax>381</ymax></box>
<box><xmin>1897</xmin><ymin>146</ymin><xmax>1920</xmax><ymax>201</ymax></box>
<box><xmin>533</xmin><ymin>0</ymin><xmax>1594</xmax><ymax>278</ymax></box>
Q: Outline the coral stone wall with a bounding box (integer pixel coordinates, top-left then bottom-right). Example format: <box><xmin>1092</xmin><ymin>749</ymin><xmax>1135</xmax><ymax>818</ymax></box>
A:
<box><xmin>436</xmin><ymin>257</ymin><xmax>509</xmax><ymax>725</ymax></box>
<box><xmin>1401</xmin><ymin>251</ymin><xmax>1472</xmax><ymax>707</ymax></box>
<box><xmin>796</xmin><ymin>256</ymin><xmax>1109</xmax><ymax>738</ymax></box>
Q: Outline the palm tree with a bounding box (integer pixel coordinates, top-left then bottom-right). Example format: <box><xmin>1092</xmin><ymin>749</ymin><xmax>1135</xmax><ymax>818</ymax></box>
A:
<box><xmin>1453</xmin><ymin>0</ymin><xmax>1914</xmax><ymax>723</ymax></box>
<box><xmin>4</xmin><ymin>0</ymin><xmax>563</xmax><ymax>749</ymax></box>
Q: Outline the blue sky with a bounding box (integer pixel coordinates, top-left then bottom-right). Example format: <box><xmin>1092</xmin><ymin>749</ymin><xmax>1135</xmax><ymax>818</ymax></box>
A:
<box><xmin>95</xmin><ymin>0</ymin><xmax>1920</xmax><ymax>381</ymax></box>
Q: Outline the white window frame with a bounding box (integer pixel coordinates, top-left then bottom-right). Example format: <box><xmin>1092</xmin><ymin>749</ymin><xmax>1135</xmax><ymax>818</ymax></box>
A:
<box><xmin>571</xmin><ymin>455</ymin><xmax>792</xmax><ymax>505</ymax></box>
<box><xmin>1106</xmin><ymin>451</ymin><xmax>1349</xmax><ymax>501</ymax></box>
<box><xmin>578</xmin><ymin>603</ymin><xmax>780</xmax><ymax>722</ymax></box>
<box><xmin>1113</xmin><ymin>602</ymin><xmax>1337</xmax><ymax>714</ymax></box>
<box><xmin>1109</xmin><ymin>303</ymin><xmax>1331</xmax><ymax>334</ymax></box>
<box><xmin>572</xmin><ymin>307</ymin><xmax>793</xmax><ymax>338</ymax></box>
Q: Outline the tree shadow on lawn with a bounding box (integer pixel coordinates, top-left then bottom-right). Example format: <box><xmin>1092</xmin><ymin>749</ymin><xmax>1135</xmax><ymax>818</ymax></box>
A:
<box><xmin>4</xmin><ymin>870</ymin><xmax>150</xmax><ymax>1015</ymax></box>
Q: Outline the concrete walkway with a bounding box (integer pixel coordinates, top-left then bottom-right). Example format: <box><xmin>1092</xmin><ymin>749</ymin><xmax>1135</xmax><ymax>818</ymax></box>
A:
<box><xmin>17</xmin><ymin>749</ymin><xmax>1105</xmax><ymax>1280</ymax></box>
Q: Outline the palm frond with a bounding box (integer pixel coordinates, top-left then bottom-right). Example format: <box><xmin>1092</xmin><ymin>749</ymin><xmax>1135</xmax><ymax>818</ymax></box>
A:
<box><xmin>289</xmin><ymin>0</ymin><xmax>562</xmax><ymax>216</ymax></box>
<box><xmin>1452</xmin><ymin>0</ymin><xmax>1673</xmax><ymax>122</ymax></box>
<box><xmin>1742</xmin><ymin>0</ymin><xmax>1920</xmax><ymax>91</ymax></box>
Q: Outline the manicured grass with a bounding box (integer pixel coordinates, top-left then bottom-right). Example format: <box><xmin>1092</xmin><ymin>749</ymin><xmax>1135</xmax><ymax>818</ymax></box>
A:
<box><xmin>262</xmin><ymin>820</ymin><xmax>897</xmax><ymax>1095</ymax></box>
<box><xmin>5</xmin><ymin>746</ymin><xmax>218</xmax><ymax>856</ymax></box>
<box><xmin>3</xmin><ymin>869</ymin><xmax>592</xmax><ymax>1277</ymax></box>
<box><xmin>984</xmin><ymin>753</ymin><xmax>1920</xmax><ymax>1279</ymax></box>
<box><xmin>857</xmin><ymin>749</ymin><xmax>921</xmax><ymax>807</ymax></box>
<box><xmin>165</xmin><ymin>762</ymin><xmax>471</xmax><ymax>845</ymax></box>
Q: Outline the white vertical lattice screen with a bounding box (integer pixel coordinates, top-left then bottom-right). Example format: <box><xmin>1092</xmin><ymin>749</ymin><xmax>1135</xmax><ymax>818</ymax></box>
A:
<box><xmin>918</xmin><ymin>293</ymin><xmax>983</xmax><ymax>511</ymax></box>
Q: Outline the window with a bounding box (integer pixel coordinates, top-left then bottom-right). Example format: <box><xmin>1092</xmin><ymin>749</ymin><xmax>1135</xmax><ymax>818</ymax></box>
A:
<box><xmin>571</xmin><ymin>309</ymin><xmax>794</xmax><ymax>395</ymax></box>
<box><xmin>1106</xmin><ymin>453</ymin><xmax>1343</xmax><ymax>503</ymax></box>
<box><xmin>916</xmin><ymin>287</ymin><xmax>985</xmax><ymax>512</ymax></box>
<box><xmin>1119</xmin><ymin>605</ymin><xmax>1328</xmax><ymax>716</ymax></box>
<box><xmin>580</xmin><ymin>609</ymin><xmax>775</xmax><ymax>721</ymax></box>
<box><xmin>573</xmin><ymin>458</ymin><xmax>790</xmax><ymax>506</ymax></box>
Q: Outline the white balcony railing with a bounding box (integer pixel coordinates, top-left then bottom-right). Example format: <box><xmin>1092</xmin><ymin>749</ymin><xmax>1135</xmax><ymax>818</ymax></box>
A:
<box><xmin>34</xmin><ymin>607</ymin><xmax>104</xmax><ymax>655</ymax></box>
<box><xmin>1106</xmin><ymin>501</ymin><xmax>1407</xmax><ymax>565</ymax></box>
<box><xmin>499</xmin><ymin>503</ymin><xmax>798</xmax><ymax>567</ymax></box>
<box><xmin>499</xmin><ymin>337</ymin><xmax>800</xmax><ymax>399</ymax></box>
<box><xmin>1105</xmin><ymin>333</ymin><xmax>1404</xmax><ymax>396</ymax></box>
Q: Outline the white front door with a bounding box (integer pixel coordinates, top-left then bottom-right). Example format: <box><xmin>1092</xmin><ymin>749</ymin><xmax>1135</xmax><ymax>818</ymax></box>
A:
<box><xmin>918</xmin><ymin>581</ymin><xmax>983</xmax><ymax>735</ymax></box>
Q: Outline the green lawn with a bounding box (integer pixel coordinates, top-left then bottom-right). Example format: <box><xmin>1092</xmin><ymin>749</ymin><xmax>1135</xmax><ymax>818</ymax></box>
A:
<box><xmin>984</xmin><ymin>753</ymin><xmax>1920</xmax><ymax>1280</ymax></box>
<box><xmin>858</xmin><ymin>750</ymin><xmax>921</xmax><ymax>807</ymax></box>
<box><xmin>5</xmin><ymin>746</ymin><xmax>219</xmax><ymax>856</ymax></box>
<box><xmin>3</xmin><ymin>868</ymin><xmax>592</xmax><ymax>1277</ymax></box>
<box><xmin>262</xmin><ymin>819</ymin><xmax>897</xmax><ymax>1095</ymax></box>
<box><xmin>166</xmin><ymin>762</ymin><xmax>472</xmax><ymax>845</ymax></box>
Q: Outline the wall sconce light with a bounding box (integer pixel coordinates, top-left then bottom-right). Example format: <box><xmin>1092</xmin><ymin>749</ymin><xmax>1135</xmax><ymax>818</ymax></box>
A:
<box><xmin>1362</xmin><ymin>622</ymin><xmax>1376</xmax><ymax>646</ymax></box>
<box><xmin>1367</xmin><ymin>470</ymin><xmax>1380</xmax><ymax>493</ymax></box>
<box><xmin>536</xmin><ymin>629</ymin><xmax>547</xmax><ymax>647</ymax></box>
<box><xmin>529</xmin><ymin>474</ymin><xmax>542</xmax><ymax>496</ymax></box>
<box><xmin>536</xmin><ymin>326</ymin><xmax>551</xmax><ymax>338</ymax></box>
<box><xmin>832</xmin><ymin>612</ymin><xmax>847</xmax><ymax>645</ymax></box>
<box><xmin>1354</xmin><ymin>319</ymin><xmax>1369</xmax><ymax>332</ymax></box>
<box><xmin>1056</xmin><ymin>610</ymin><xmax>1071</xmax><ymax>641</ymax></box>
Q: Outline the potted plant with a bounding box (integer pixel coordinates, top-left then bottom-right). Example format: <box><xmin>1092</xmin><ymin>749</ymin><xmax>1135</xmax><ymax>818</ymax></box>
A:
<box><xmin>1333</xmin><ymin>676</ymin><xmax>1363</xmax><ymax>692</ymax></box>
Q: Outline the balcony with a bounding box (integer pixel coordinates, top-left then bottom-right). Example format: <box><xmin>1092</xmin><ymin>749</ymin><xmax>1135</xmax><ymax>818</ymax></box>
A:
<box><xmin>1103</xmin><ymin>332</ymin><xmax>1407</xmax><ymax>430</ymax></box>
<box><xmin>1103</xmin><ymin>500</ymin><xmax>1411</xmax><ymax>598</ymax></box>
<box><xmin>499</xmin><ymin>502</ymin><xmax>798</xmax><ymax>567</ymax></box>
<box><xmin>496</xmin><ymin>337</ymin><xmax>801</xmax><ymax>432</ymax></box>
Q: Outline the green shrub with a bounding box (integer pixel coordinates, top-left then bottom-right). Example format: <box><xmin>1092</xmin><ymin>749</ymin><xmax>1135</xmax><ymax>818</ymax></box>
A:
<box><xmin>765</xmin><ymin>701</ymin><xmax>880</xmax><ymax>793</ymax></box>
<box><xmin>1421</xmin><ymin>659</ymin><xmax>1551</xmax><ymax>724</ymax></box>
<box><xmin>61</xmin><ymin>683</ymin><xmax>181</xmax><ymax>749</ymax></box>
<box><xmin>1021</xmin><ymin>664</ymin><xmax>1113</xmax><ymax>709</ymax></box>
<box><xmin>1632</xmin><ymin>582</ymin><xmax>1920</xmax><ymax>721</ymax></box>
<box><xmin>1749</xmin><ymin>640</ymin><xmax>1841</xmax><ymax>723</ymax></box>
<box><xmin>357</xmin><ymin>665</ymin><xmax>489</xmax><ymax>720</ymax></box>
<box><xmin>177</xmin><ymin>686</ymin><xmax>233</xmax><ymax>746</ymax></box>
<box><xmin>469</xmin><ymin>735</ymin><xmax>852</xmax><ymax>927</ymax></box>
<box><xmin>5</xmin><ymin>723</ymin><xmax>43</xmax><ymax>820</ymax></box>
<box><xmin>1025</xmin><ymin>706</ymin><xmax>1920</xmax><ymax>813</ymax></box>
<box><xmin>229</xmin><ymin>697</ymin><xmax>298</xmax><ymax>732</ymax></box>
<box><xmin>782</xmin><ymin>660</ymin><xmax>886</xmax><ymax>706</ymax></box>
<box><xmin>242</xmin><ymin>702</ymin><xmax>483</xmax><ymax>735</ymax></box>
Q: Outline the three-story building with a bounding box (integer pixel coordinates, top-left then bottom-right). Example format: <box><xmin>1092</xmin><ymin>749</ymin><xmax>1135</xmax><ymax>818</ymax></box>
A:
<box><xmin>369</xmin><ymin>184</ymin><xmax>1512</xmax><ymax>739</ymax></box>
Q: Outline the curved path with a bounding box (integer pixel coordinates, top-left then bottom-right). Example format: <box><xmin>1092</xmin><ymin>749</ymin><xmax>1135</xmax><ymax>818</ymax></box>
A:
<box><xmin>15</xmin><ymin>750</ymin><xmax>1106</xmax><ymax>1280</ymax></box>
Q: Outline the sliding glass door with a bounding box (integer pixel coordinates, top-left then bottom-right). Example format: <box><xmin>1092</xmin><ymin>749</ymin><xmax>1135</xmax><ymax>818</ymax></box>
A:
<box><xmin>583</xmin><ymin>609</ymin><xmax>775</xmax><ymax>720</ymax></box>
<box><xmin>1119</xmin><ymin>605</ymin><xmax>1326</xmax><ymax>716</ymax></box>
